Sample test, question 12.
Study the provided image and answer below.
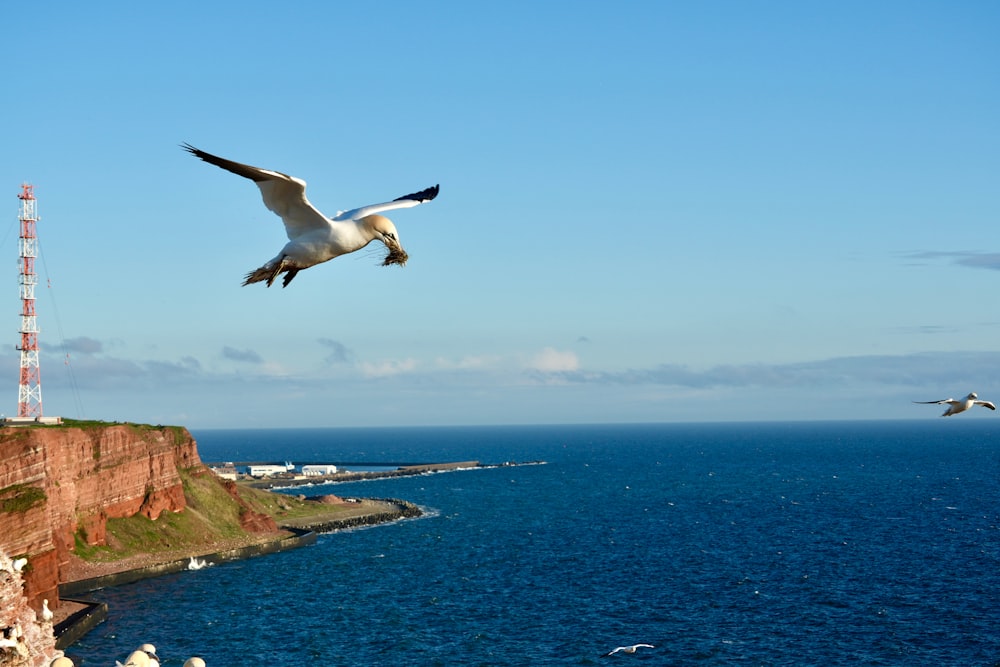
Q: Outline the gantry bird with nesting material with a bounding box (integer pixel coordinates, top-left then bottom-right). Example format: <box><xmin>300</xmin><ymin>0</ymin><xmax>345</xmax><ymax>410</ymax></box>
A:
<box><xmin>182</xmin><ymin>144</ymin><xmax>439</xmax><ymax>287</ymax></box>
<box><xmin>913</xmin><ymin>392</ymin><xmax>996</xmax><ymax>416</ymax></box>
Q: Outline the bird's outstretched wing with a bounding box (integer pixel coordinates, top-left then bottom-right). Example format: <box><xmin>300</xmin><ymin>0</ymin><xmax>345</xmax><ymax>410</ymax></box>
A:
<box><xmin>913</xmin><ymin>399</ymin><xmax>950</xmax><ymax>405</ymax></box>
<box><xmin>601</xmin><ymin>644</ymin><xmax>654</xmax><ymax>657</ymax></box>
<box><xmin>182</xmin><ymin>143</ymin><xmax>330</xmax><ymax>240</ymax></box>
<box><xmin>974</xmin><ymin>400</ymin><xmax>997</xmax><ymax>410</ymax></box>
<box><xmin>334</xmin><ymin>184</ymin><xmax>440</xmax><ymax>221</ymax></box>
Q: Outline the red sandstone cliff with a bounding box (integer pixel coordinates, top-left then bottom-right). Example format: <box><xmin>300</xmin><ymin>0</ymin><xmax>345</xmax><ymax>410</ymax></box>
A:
<box><xmin>0</xmin><ymin>424</ymin><xmax>201</xmax><ymax>612</ymax></box>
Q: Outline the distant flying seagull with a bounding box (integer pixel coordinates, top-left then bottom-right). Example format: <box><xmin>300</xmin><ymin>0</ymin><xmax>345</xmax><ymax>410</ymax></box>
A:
<box><xmin>602</xmin><ymin>644</ymin><xmax>655</xmax><ymax>657</ymax></box>
<box><xmin>182</xmin><ymin>144</ymin><xmax>439</xmax><ymax>287</ymax></box>
<box><xmin>913</xmin><ymin>392</ymin><xmax>996</xmax><ymax>416</ymax></box>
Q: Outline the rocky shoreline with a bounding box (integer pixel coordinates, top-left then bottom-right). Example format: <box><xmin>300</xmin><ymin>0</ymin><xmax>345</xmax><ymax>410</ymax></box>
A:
<box><xmin>277</xmin><ymin>498</ymin><xmax>422</xmax><ymax>533</ymax></box>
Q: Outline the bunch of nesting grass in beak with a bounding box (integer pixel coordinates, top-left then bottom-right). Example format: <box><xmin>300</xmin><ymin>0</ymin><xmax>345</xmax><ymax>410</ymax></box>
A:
<box><xmin>382</xmin><ymin>246</ymin><xmax>409</xmax><ymax>266</ymax></box>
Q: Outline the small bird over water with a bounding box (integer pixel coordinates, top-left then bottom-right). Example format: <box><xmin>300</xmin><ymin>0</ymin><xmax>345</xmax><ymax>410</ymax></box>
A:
<box><xmin>183</xmin><ymin>144</ymin><xmax>439</xmax><ymax>287</ymax></box>
<box><xmin>602</xmin><ymin>643</ymin><xmax>655</xmax><ymax>657</ymax></box>
<box><xmin>913</xmin><ymin>392</ymin><xmax>996</xmax><ymax>416</ymax></box>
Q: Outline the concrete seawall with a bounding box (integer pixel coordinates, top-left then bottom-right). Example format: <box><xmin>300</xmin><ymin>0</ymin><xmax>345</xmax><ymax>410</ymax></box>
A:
<box><xmin>53</xmin><ymin>599</ymin><xmax>108</xmax><ymax>650</ymax></box>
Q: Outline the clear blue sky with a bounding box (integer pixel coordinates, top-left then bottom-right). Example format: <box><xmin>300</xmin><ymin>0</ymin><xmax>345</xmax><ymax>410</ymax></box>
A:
<box><xmin>1</xmin><ymin>2</ymin><xmax>997</xmax><ymax>428</ymax></box>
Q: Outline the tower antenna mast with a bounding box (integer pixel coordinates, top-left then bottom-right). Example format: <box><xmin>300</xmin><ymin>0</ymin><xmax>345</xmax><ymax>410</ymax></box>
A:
<box><xmin>16</xmin><ymin>184</ymin><xmax>42</xmax><ymax>418</ymax></box>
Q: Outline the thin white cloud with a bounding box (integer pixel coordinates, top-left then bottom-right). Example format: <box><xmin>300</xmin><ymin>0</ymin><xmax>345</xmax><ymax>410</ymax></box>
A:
<box><xmin>433</xmin><ymin>355</ymin><xmax>500</xmax><ymax>370</ymax></box>
<box><xmin>528</xmin><ymin>347</ymin><xmax>580</xmax><ymax>372</ymax></box>
<box><xmin>891</xmin><ymin>325</ymin><xmax>962</xmax><ymax>335</ymax></box>
<box><xmin>906</xmin><ymin>251</ymin><xmax>1000</xmax><ymax>271</ymax></box>
<box><xmin>359</xmin><ymin>358</ymin><xmax>418</xmax><ymax>378</ymax></box>
<box><xmin>537</xmin><ymin>351</ymin><xmax>1000</xmax><ymax>389</ymax></box>
<box><xmin>21</xmin><ymin>343</ymin><xmax>1000</xmax><ymax>427</ymax></box>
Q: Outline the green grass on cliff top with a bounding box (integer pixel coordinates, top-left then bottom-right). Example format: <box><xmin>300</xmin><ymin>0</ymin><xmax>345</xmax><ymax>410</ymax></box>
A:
<box><xmin>74</xmin><ymin>466</ymin><xmax>351</xmax><ymax>563</ymax></box>
<box><xmin>74</xmin><ymin>467</ymin><xmax>247</xmax><ymax>562</ymax></box>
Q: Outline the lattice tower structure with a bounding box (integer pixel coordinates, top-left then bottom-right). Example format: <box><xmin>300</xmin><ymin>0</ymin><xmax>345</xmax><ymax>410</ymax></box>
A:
<box><xmin>16</xmin><ymin>184</ymin><xmax>42</xmax><ymax>418</ymax></box>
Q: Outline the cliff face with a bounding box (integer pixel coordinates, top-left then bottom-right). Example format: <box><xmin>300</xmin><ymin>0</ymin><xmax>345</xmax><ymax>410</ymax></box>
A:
<box><xmin>0</xmin><ymin>551</ymin><xmax>59</xmax><ymax>667</ymax></box>
<box><xmin>0</xmin><ymin>424</ymin><xmax>201</xmax><ymax>612</ymax></box>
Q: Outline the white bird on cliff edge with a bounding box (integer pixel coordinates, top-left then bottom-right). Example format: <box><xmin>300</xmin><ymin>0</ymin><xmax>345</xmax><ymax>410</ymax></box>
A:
<box><xmin>12</xmin><ymin>557</ymin><xmax>26</xmax><ymax>572</ymax></box>
<box><xmin>182</xmin><ymin>144</ymin><xmax>439</xmax><ymax>288</ymax></box>
<box><xmin>913</xmin><ymin>392</ymin><xmax>996</xmax><ymax>416</ymax></box>
<box><xmin>116</xmin><ymin>649</ymin><xmax>151</xmax><ymax>667</ymax></box>
<box><xmin>41</xmin><ymin>599</ymin><xmax>53</xmax><ymax>623</ymax></box>
<box><xmin>602</xmin><ymin>643</ymin><xmax>655</xmax><ymax>657</ymax></box>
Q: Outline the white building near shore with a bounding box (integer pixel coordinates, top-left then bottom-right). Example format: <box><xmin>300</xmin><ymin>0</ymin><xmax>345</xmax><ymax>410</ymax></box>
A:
<box><xmin>301</xmin><ymin>464</ymin><xmax>339</xmax><ymax>476</ymax></box>
<box><xmin>248</xmin><ymin>464</ymin><xmax>292</xmax><ymax>478</ymax></box>
<box><xmin>210</xmin><ymin>463</ymin><xmax>238</xmax><ymax>480</ymax></box>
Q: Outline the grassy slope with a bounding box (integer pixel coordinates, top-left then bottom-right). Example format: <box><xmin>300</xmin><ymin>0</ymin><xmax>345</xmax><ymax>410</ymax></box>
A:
<box><xmin>73</xmin><ymin>466</ymin><xmax>352</xmax><ymax>563</ymax></box>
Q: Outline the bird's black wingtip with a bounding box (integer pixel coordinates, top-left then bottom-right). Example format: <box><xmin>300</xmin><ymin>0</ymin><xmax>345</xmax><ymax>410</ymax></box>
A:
<box><xmin>394</xmin><ymin>184</ymin><xmax>440</xmax><ymax>203</ymax></box>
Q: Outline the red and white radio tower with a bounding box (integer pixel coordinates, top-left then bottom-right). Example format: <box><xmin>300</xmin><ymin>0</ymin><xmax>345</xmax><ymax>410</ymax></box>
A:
<box><xmin>16</xmin><ymin>184</ymin><xmax>42</xmax><ymax>418</ymax></box>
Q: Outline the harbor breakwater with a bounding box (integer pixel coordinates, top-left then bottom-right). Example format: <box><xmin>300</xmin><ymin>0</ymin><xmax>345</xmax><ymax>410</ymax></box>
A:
<box><xmin>237</xmin><ymin>461</ymin><xmax>483</xmax><ymax>489</ymax></box>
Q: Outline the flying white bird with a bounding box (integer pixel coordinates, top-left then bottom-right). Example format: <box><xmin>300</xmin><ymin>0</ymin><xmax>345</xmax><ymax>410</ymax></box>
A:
<box><xmin>914</xmin><ymin>392</ymin><xmax>996</xmax><ymax>416</ymax></box>
<box><xmin>602</xmin><ymin>643</ymin><xmax>655</xmax><ymax>657</ymax></box>
<box><xmin>183</xmin><ymin>144</ymin><xmax>439</xmax><ymax>287</ymax></box>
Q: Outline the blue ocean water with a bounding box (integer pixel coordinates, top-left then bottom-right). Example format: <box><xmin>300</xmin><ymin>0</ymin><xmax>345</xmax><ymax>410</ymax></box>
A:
<box><xmin>66</xmin><ymin>421</ymin><xmax>999</xmax><ymax>666</ymax></box>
